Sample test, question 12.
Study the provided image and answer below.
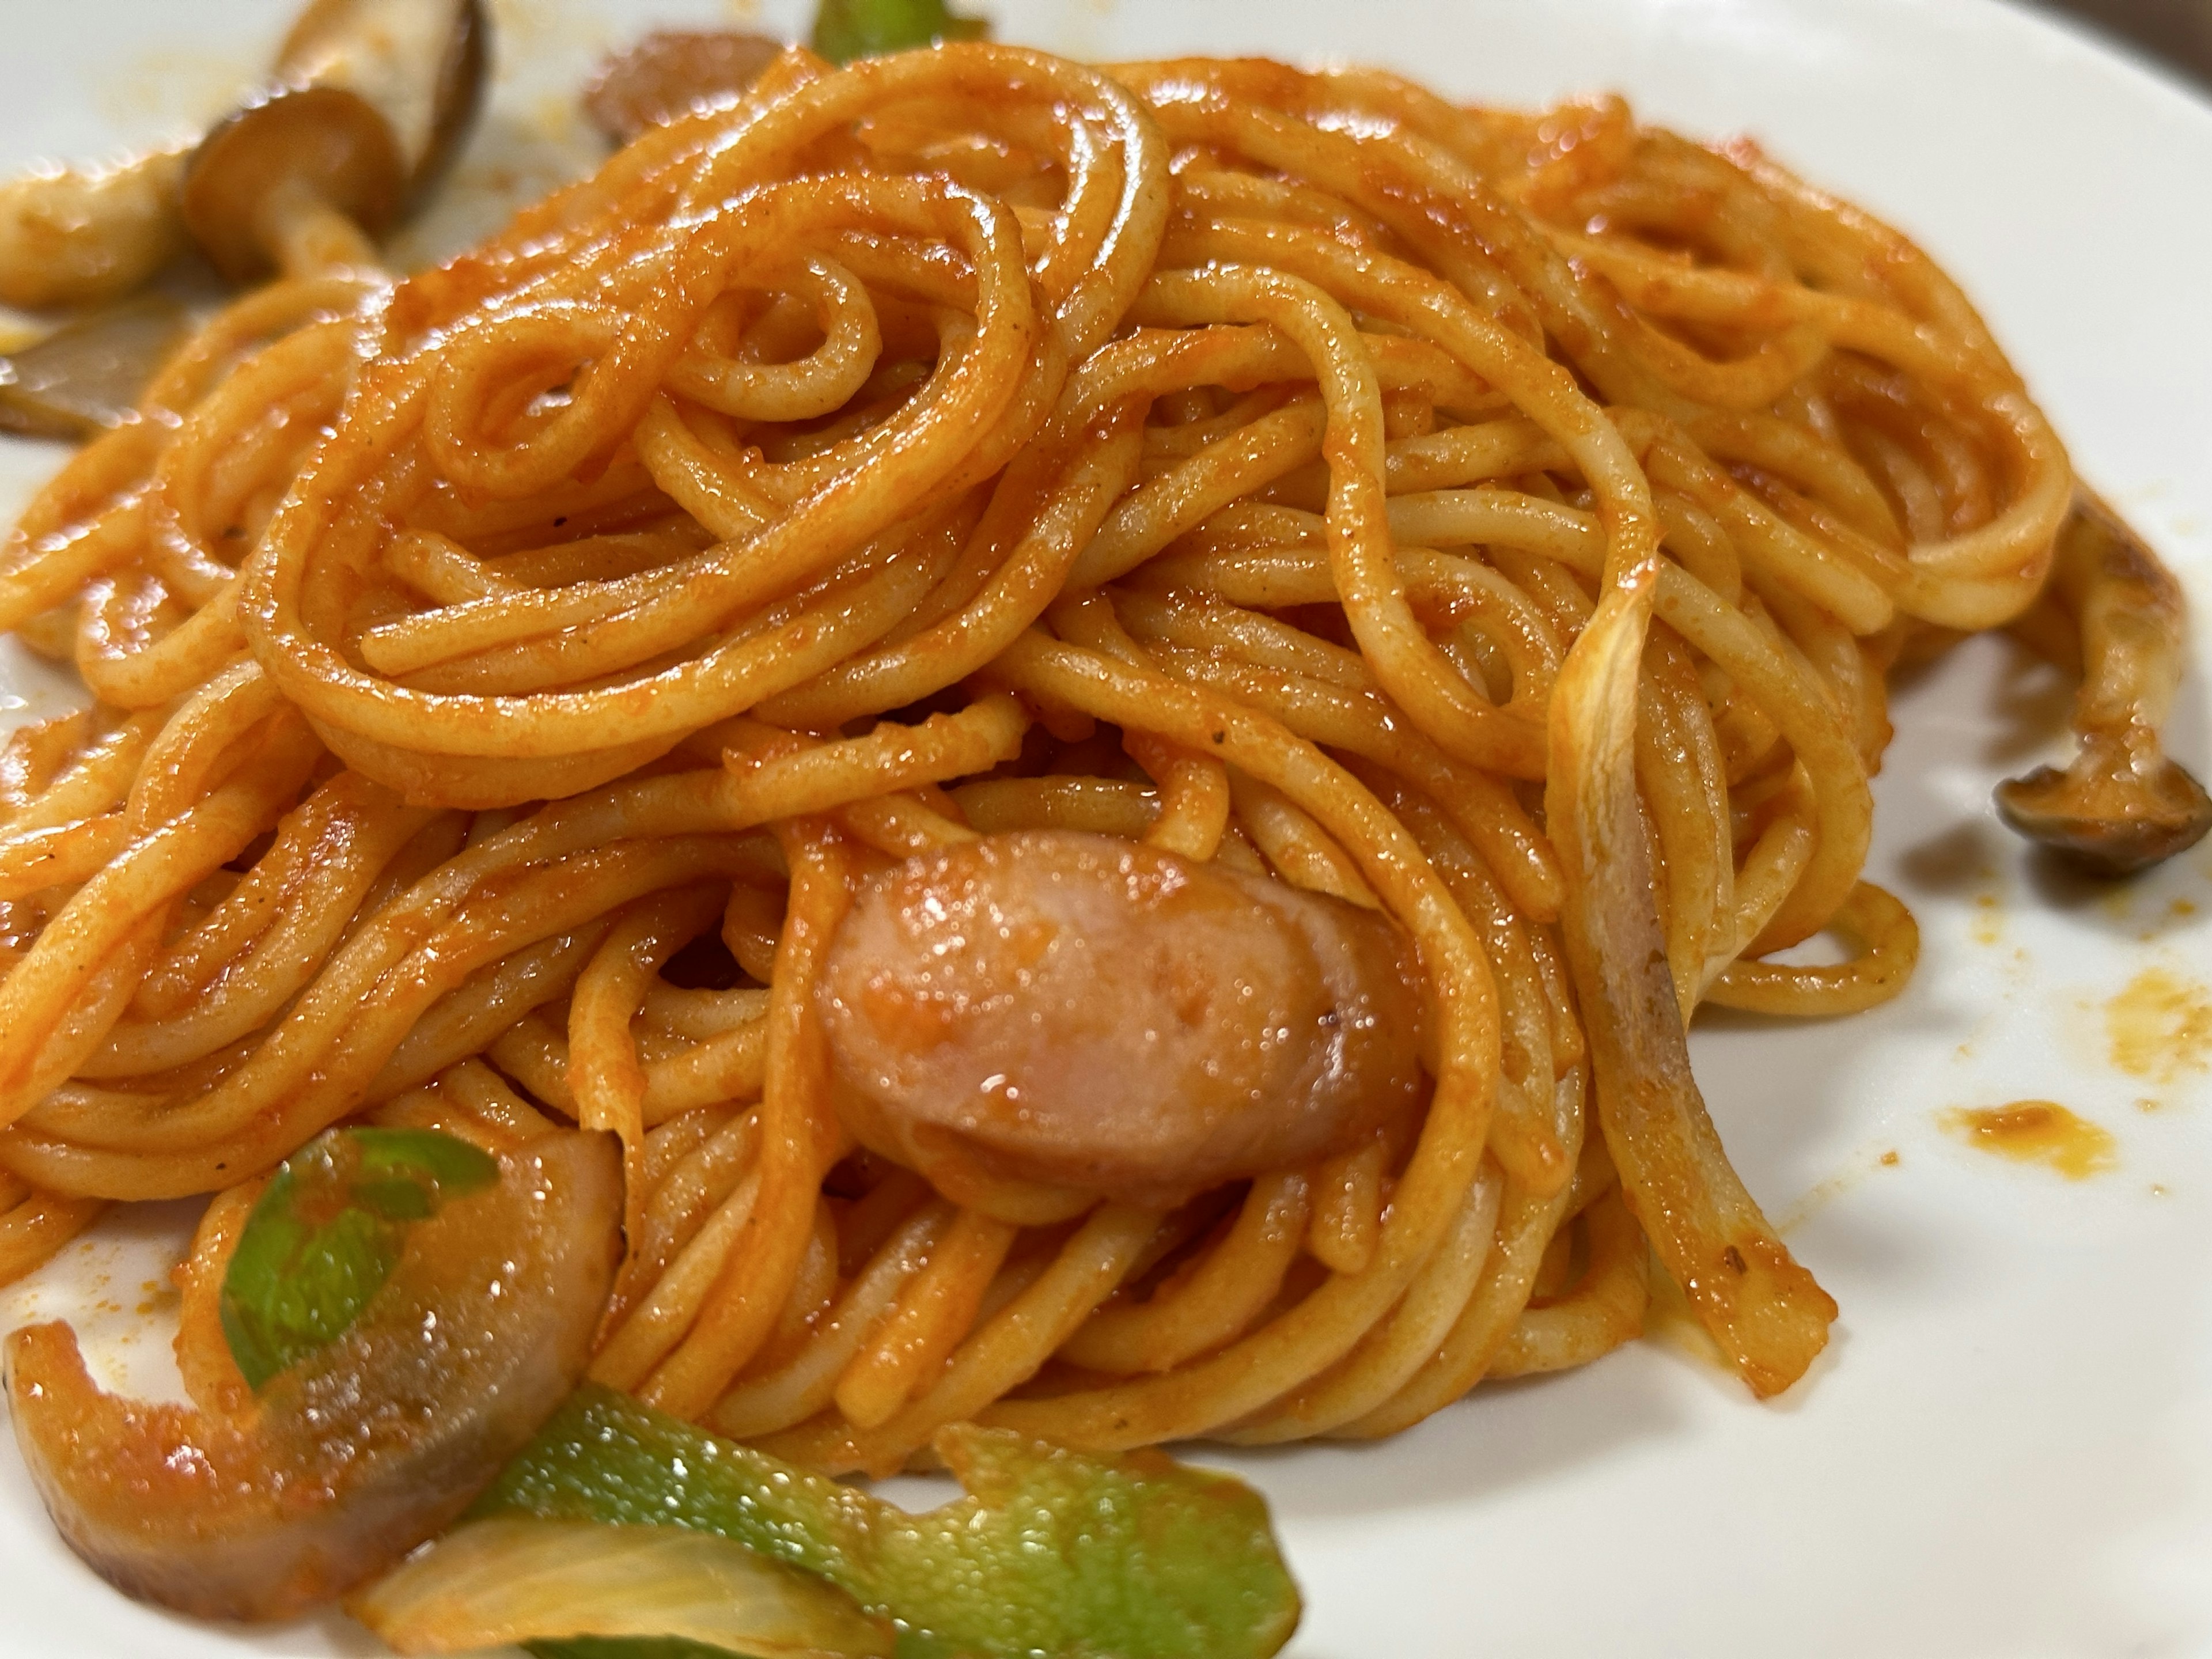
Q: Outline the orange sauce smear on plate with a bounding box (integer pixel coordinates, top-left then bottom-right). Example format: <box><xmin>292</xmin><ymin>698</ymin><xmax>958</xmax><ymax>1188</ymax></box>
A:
<box><xmin>2105</xmin><ymin>967</ymin><xmax>2212</xmax><ymax>1085</ymax></box>
<box><xmin>1940</xmin><ymin>1101</ymin><xmax>2117</xmax><ymax>1180</ymax></box>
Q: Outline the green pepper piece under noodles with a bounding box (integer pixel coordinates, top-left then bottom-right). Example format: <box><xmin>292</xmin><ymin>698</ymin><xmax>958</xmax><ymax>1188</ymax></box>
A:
<box><xmin>473</xmin><ymin>1384</ymin><xmax>1302</xmax><ymax>1659</ymax></box>
<box><xmin>810</xmin><ymin>0</ymin><xmax>986</xmax><ymax>65</ymax></box>
<box><xmin>221</xmin><ymin>1126</ymin><xmax>499</xmax><ymax>1390</ymax></box>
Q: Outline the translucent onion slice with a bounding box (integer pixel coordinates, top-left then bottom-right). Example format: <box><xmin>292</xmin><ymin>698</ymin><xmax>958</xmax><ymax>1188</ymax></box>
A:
<box><xmin>349</xmin><ymin>1517</ymin><xmax>893</xmax><ymax>1658</ymax></box>
<box><xmin>1547</xmin><ymin>574</ymin><xmax>1836</xmax><ymax>1397</ymax></box>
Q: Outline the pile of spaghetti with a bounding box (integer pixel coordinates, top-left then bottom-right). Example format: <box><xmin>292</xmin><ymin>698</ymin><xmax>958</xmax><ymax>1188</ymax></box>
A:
<box><xmin>0</xmin><ymin>44</ymin><xmax>2074</xmax><ymax>1472</ymax></box>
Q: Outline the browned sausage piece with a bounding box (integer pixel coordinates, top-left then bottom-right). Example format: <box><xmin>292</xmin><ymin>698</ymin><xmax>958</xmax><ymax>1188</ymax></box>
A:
<box><xmin>817</xmin><ymin>830</ymin><xmax>1428</xmax><ymax>1217</ymax></box>
<box><xmin>584</xmin><ymin>32</ymin><xmax>789</xmax><ymax>147</ymax></box>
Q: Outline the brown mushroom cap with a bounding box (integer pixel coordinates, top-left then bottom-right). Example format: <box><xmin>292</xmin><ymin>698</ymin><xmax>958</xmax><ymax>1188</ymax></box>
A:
<box><xmin>279</xmin><ymin>0</ymin><xmax>488</xmax><ymax>209</ymax></box>
<box><xmin>181</xmin><ymin>84</ymin><xmax>403</xmax><ymax>282</ymax></box>
<box><xmin>1995</xmin><ymin>741</ymin><xmax>2212</xmax><ymax>877</ymax></box>
<box><xmin>1994</xmin><ymin>492</ymin><xmax>2212</xmax><ymax>877</ymax></box>
<box><xmin>180</xmin><ymin>0</ymin><xmax>488</xmax><ymax>282</ymax></box>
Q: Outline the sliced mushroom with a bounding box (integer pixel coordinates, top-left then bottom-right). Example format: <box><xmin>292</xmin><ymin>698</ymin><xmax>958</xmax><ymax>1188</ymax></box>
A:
<box><xmin>0</xmin><ymin>0</ymin><xmax>487</xmax><ymax>307</ymax></box>
<box><xmin>0</xmin><ymin>296</ymin><xmax>188</xmax><ymax>438</ymax></box>
<box><xmin>182</xmin><ymin>0</ymin><xmax>488</xmax><ymax>281</ymax></box>
<box><xmin>1995</xmin><ymin>491</ymin><xmax>2212</xmax><ymax>875</ymax></box>
<box><xmin>0</xmin><ymin>147</ymin><xmax>192</xmax><ymax>310</ymax></box>
<box><xmin>0</xmin><ymin>0</ymin><xmax>491</xmax><ymax>442</ymax></box>
<box><xmin>276</xmin><ymin>0</ymin><xmax>488</xmax><ymax>201</ymax></box>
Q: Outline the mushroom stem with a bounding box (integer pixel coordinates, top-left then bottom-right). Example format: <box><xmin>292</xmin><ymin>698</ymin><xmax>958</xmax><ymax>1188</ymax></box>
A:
<box><xmin>258</xmin><ymin>175</ymin><xmax>384</xmax><ymax>278</ymax></box>
<box><xmin>0</xmin><ymin>0</ymin><xmax>487</xmax><ymax>440</ymax></box>
<box><xmin>1994</xmin><ymin>490</ymin><xmax>2212</xmax><ymax>874</ymax></box>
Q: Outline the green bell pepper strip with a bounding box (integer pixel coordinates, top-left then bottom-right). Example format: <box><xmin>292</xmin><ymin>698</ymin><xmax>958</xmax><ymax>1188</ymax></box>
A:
<box><xmin>811</xmin><ymin>0</ymin><xmax>987</xmax><ymax>65</ymax></box>
<box><xmin>474</xmin><ymin>1383</ymin><xmax>1302</xmax><ymax>1659</ymax></box>
<box><xmin>220</xmin><ymin>1127</ymin><xmax>499</xmax><ymax>1391</ymax></box>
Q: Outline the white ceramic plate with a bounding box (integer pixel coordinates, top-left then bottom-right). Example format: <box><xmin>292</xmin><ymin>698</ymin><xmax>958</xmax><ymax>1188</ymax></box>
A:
<box><xmin>4</xmin><ymin>1</ymin><xmax>2211</xmax><ymax>1654</ymax></box>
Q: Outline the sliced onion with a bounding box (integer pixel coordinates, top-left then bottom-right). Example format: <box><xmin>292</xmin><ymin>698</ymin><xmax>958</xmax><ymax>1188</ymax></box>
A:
<box><xmin>1548</xmin><ymin>575</ymin><xmax>1836</xmax><ymax>1396</ymax></box>
<box><xmin>349</xmin><ymin>1517</ymin><xmax>893</xmax><ymax>1658</ymax></box>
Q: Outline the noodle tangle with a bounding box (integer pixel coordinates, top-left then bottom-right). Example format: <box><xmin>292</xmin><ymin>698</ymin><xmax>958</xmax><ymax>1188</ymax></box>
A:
<box><xmin>0</xmin><ymin>44</ymin><xmax>2096</xmax><ymax>1468</ymax></box>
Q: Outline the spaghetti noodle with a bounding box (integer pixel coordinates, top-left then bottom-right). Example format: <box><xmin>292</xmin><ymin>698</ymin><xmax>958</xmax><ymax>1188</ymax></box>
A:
<box><xmin>0</xmin><ymin>41</ymin><xmax>2152</xmax><ymax>1476</ymax></box>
